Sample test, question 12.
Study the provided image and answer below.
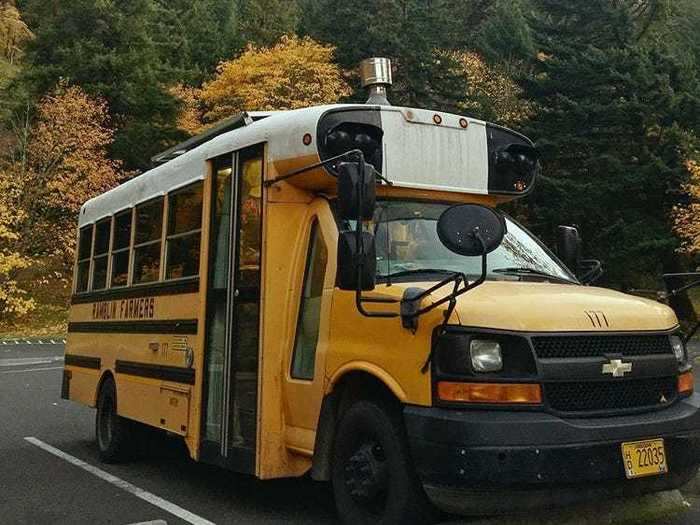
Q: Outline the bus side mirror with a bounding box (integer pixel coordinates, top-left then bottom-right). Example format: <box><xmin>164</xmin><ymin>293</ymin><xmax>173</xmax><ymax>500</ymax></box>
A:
<box><xmin>557</xmin><ymin>225</ymin><xmax>603</xmax><ymax>284</ymax></box>
<box><xmin>437</xmin><ymin>204</ymin><xmax>506</xmax><ymax>256</ymax></box>
<box><xmin>336</xmin><ymin>160</ymin><xmax>377</xmax><ymax>292</ymax></box>
<box><xmin>337</xmin><ymin>161</ymin><xmax>376</xmax><ymax>220</ymax></box>
<box><xmin>557</xmin><ymin>225</ymin><xmax>581</xmax><ymax>272</ymax></box>
<box><xmin>337</xmin><ymin>231</ymin><xmax>376</xmax><ymax>290</ymax></box>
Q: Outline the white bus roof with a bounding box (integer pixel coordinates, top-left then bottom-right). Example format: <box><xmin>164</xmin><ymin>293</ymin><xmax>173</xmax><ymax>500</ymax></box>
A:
<box><xmin>78</xmin><ymin>103</ymin><xmax>529</xmax><ymax>226</ymax></box>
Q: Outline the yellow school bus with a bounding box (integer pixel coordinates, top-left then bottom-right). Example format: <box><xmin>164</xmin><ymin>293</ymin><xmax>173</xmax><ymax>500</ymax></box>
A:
<box><xmin>63</xmin><ymin>58</ymin><xmax>700</xmax><ymax>523</ymax></box>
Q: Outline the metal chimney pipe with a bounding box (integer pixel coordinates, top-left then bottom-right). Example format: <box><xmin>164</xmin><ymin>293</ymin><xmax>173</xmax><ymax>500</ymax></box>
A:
<box><xmin>360</xmin><ymin>57</ymin><xmax>392</xmax><ymax>105</ymax></box>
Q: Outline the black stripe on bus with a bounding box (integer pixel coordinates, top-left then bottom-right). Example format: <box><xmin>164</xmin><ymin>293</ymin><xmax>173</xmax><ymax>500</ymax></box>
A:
<box><xmin>64</xmin><ymin>354</ymin><xmax>101</xmax><ymax>370</ymax></box>
<box><xmin>115</xmin><ymin>360</ymin><xmax>195</xmax><ymax>385</ymax></box>
<box><xmin>71</xmin><ymin>277</ymin><xmax>200</xmax><ymax>305</ymax></box>
<box><xmin>67</xmin><ymin>319</ymin><xmax>198</xmax><ymax>334</ymax></box>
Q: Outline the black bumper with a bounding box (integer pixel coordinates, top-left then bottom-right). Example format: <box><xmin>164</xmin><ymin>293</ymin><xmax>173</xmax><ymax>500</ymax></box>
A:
<box><xmin>404</xmin><ymin>394</ymin><xmax>700</xmax><ymax>515</ymax></box>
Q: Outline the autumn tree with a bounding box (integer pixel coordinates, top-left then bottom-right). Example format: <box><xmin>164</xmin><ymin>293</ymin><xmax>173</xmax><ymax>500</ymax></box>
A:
<box><xmin>0</xmin><ymin>1</ymin><xmax>31</xmax><ymax>65</ymax></box>
<box><xmin>169</xmin><ymin>84</ymin><xmax>206</xmax><ymax>136</ymax></box>
<box><xmin>674</xmin><ymin>160</ymin><xmax>700</xmax><ymax>256</ymax></box>
<box><xmin>447</xmin><ymin>50</ymin><xmax>534</xmax><ymax>127</ymax></box>
<box><xmin>16</xmin><ymin>82</ymin><xmax>122</xmax><ymax>264</ymax></box>
<box><xmin>0</xmin><ymin>1</ymin><xmax>31</xmax><ymax>123</ymax></box>
<box><xmin>0</xmin><ymin>167</ymin><xmax>34</xmax><ymax>321</ymax></box>
<box><xmin>200</xmin><ymin>35</ymin><xmax>351</xmax><ymax>124</ymax></box>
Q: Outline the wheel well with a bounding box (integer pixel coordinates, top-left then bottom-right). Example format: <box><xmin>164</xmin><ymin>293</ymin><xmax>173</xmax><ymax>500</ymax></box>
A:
<box><xmin>311</xmin><ymin>371</ymin><xmax>402</xmax><ymax>481</ymax></box>
<box><xmin>334</xmin><ymin>371</ymin><xmax>402</xmax><ymax>415</ymax></box>
<box><xmin>94</xmin><ymin>371</ymin><xmax>115</xmax><ymax>407</ymax></box>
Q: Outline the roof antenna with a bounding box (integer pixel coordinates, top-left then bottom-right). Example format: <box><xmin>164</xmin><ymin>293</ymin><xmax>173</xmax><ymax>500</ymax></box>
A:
<box><xmin>360</xmin><ymin>57</ymin><xmax>392</xmax><ymax>106</ymax></box>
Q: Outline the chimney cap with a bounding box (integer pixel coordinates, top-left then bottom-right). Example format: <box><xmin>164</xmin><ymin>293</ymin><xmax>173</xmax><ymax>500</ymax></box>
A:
<box><xmin>360</xmin><ymin>57</ymin><xmax>392</xmax><ymax>88</ymax></box>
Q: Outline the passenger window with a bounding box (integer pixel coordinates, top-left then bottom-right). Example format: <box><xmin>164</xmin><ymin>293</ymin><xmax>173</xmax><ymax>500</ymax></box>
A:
<box><xmin>133</xmin><ymin>197</ymin><xmax>164</xmax><ymax>284</ymax></box>
<box><xmin>111</xmin><ymin>210</ymin><xmax>132</xmax><ymax>287</ymax></box>
<box><xmin>75</xmin><ymin>225</ymin><xmax>93</xmax><ymax>293</ymax></box>
<box><xmin>166</xmin><ymin>182</ymin><xmax>203</xmax><ymax>279</ymax></box>
<box><xmin>91</xmin><ymin>218</ymin><xmax>111</xmax><ymax>290</ymax></box>
<box><xmin>291</xmin><ymin>221</ymin><xmax>328</xmax><ymax>380</ymax></box>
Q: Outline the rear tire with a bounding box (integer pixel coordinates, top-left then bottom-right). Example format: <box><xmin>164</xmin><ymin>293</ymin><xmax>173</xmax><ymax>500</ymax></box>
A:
<box><xmin>96</xmin><ymin>377</ymin><xmax>132</xmax><ymax>463</ymax></box>
<box><xmin>331</xmin><ymin>400</ymin><xmax>438</xmax><ymax>525</ymax></box>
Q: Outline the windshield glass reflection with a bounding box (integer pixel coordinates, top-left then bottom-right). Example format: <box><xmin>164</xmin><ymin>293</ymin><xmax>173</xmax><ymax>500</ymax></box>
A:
<box><xmin>365</xmin><ymin>200</ymin><xmax>576</xmax><ymax>283</ymax></box>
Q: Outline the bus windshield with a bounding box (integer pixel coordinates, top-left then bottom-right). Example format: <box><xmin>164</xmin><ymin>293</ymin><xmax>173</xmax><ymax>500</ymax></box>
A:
<box><xmin>365</xmin><ymin>200</ymin><xmax>577</xmax><ymax>284</ymax></box>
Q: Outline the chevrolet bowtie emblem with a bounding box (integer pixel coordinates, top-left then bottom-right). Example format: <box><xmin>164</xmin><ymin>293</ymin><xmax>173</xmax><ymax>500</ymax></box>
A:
<box><xmin>602</xmin><ymin>358</ymin><xmax>632</xmax><ymax>378</ymax></box>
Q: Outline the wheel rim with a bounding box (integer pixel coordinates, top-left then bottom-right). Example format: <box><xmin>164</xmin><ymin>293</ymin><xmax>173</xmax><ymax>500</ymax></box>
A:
<box><xmin>342</xmin><ymin>437</ymin><xmax>389</xmax><ymax>516</ymax></box>
<box><xmin>98</xmin><ymin>395</ymin><xmax>114</xmax><ymax>450</ymax></box>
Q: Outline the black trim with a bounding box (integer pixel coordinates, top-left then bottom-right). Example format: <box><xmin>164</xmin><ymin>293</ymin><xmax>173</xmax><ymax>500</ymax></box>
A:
<box><xmin>199</xmin><ymin>440</ymin><xmax>256</xmax><ymax>474</ymax></box>
<box><xmin>316</xmin><ymin>106</ymin><xmax>383</xmax><ymax>176</ymax></box>
<box><xmin>61</xmin><ymin>369</ymin><xmax>72</xmax><ymax>399</ymax></box>
<box><xmin>71</xmin><ymin>277</ymin><xmax>199</xmax><ymax>304</ymax></box>
<box><xmin>64</xmin><ymin>354</ymin><xmax>101</xmax><ymax>370</ymax></box>
<box><xmin>68</xmin><ymin>319</ymin><xmax>198</xmax><ymax>334</ymax></box>
<box><xmin>115</xmin><ymin>360</ymin><xmax>195</xmax><ymax>384</ymax></box>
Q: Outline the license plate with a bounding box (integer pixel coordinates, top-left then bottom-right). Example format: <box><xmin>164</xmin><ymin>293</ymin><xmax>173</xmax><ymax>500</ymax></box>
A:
<box><xmin>621</xmin><ymin>439</ymin><xmax>668</xmax><ymax>479</ymax></box>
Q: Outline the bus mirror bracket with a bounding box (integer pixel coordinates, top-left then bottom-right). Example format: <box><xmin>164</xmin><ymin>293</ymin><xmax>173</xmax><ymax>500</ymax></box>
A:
<box><xmin>403</xmin><ymin>205</ymin><xmax>506</xmax><ymax>335</ymax></box>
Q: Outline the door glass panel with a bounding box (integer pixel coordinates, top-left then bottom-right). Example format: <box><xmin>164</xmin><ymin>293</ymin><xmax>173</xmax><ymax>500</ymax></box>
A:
<box><xmin>204</xmin><ymin>157</ymin><xmax>232</xmax><ymax>442</ymax></box>
<box><xmin>228</xmin><ymin>150</ymin><xmax>263</xmax><ymax>450</ymax></box>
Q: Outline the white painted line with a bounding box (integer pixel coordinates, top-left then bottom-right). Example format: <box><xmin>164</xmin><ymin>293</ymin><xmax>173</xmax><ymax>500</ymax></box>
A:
<box><xmin>0</xmin><ymin>356</ymin><xmax>64</xmax><ymax>367</ymax></box>
<box><xmin>24</xmin><ymin>437</ymin><xmax>215</xmax><ymax>525</ymax></box>
<box><xmin>1</xmin><ymin>366</ymin><xmax>64</xmax><ymax>374</ymax></box>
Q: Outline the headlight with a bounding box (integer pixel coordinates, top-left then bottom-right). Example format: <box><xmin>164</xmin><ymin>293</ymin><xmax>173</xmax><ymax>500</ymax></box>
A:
<box><xmin>670</xmin><ymin>335</ymin><xmax>687</xmax><ymax>365</ymax></box>
<box><xmin>470</xmin><ymin>340</ymin><xmax>503</xmax><ymax>373</ymax></box>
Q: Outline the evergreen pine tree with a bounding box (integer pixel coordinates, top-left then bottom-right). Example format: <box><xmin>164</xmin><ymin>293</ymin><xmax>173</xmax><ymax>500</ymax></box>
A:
<box><xmin>15</xmin><ymin>0</ymin><xmax>184</xmax><ymax>171</ymax></box>
<box><xmin>522</xmin><ymin>0</ymin><xmax>700</xmax><ymax>297</ymax></box>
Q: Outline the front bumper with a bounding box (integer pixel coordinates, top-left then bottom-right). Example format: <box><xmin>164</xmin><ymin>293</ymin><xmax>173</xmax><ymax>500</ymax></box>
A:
<box><xmin>404</xmin><ymin>394</ymin><xmax>700</xmax><ymax>515</ymax></box>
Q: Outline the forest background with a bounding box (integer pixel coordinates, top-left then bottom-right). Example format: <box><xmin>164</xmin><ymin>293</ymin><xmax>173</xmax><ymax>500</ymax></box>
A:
<box><xmin>0</xmin><ymin>0</ymin><xmax>698</xmax><ymax>335</ymax></box>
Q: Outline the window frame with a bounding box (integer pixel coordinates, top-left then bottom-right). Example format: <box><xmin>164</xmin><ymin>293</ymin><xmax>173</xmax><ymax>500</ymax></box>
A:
<box><xmin>164</xmin><ymin>181</ymin><xmax>204</xmax><ymax>281</ymax></box>
<box><xmin>290</xmin><ymin>218</ymin><xmax>328</xmax><ymax>381</ymax></box>
<box><xmin>132</xmin><ymin>196</ymin><xmax>165</xmax><ymax>285</ymax></box>
<box><xmin>110</xmin><ymin>208</ymin><xmax>134</xmax><ymax>288</ymax></box>
<box><xmin>74</xmin><ymin>224</ymin><xmax>94</xmax><ymax>294</ymax></box>
<box><xmin>90</xmin><ymin>217</ymin><xmax>112</xmax><ymax>292</ymax></box>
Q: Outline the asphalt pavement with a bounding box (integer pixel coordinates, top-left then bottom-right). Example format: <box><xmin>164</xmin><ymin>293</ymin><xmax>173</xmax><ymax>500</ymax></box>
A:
<box><xmin>1</xmin><ymin>341</ymin><xmax>700</xmax><ymax>525</ymax></box>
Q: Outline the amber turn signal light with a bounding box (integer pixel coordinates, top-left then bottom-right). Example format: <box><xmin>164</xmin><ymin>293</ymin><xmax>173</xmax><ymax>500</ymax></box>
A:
<box><xmin>678</xmin><ymin>371</ymin><xmax>694</xmax><ymax>395</ymax></box>
<box><xmin>437</xmin><ymin>381</ymin><xmax>542</xmax><ymax>404</ymax></box>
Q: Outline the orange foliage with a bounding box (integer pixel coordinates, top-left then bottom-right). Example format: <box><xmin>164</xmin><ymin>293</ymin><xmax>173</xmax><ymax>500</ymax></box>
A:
<box><xmin>201</xmin><ymin>35</ymin><xmax>350</xmax><ymax>123</ymax></box>
<box><xmin>447</xmin><ymin>50</ymin><xmax>534</xmax><ymax>126</ymax></box>
<box><xmin>169</xmin><ymin>84</ymin><xmax>206</xmax><ymax>135</ymax></box>
<box><xmin>19</xmin><ymin>82</ymin><xmax>123</xmax><ymax>260</ymax></box>
<box><xmin>673</xmin><ymin>160</ymin><xmax>700</xmax><ymax>255</ymax></box>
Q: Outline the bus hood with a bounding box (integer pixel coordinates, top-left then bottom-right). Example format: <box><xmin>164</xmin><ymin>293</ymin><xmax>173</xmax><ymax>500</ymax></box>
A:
<box><xmin>400</xmin><ymin>280</ymin><xmax>678</xmax><ymax>332</ymax></box>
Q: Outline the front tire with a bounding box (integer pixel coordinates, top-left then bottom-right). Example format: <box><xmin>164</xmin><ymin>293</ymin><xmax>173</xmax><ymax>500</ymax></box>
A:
<box><xmin>96</xmin><ymin>377</ymin><xmax>132</xmax><ymax>463</ymax></box>
<box><xmin>331</xmin><ymin>400</ymin><xmax>437</xmax><ymax>525</ymax></box>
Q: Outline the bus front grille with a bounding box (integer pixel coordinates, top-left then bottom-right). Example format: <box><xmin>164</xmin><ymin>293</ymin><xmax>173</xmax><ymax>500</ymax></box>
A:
<box><xmin>544</xmin><ymin>376</ymin><xmax>677</xmax><ymax>414</ymax></box>
<box><xmin>532</xmin><ymin>335</ymin><xmax>672</xmax><ymax>360</ymax></box>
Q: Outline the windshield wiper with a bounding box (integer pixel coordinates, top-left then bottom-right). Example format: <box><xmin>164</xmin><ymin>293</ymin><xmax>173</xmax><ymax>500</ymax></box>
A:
<box><xmin>492</xmin><ymin>267</ymin><xmax>574</xmax><ymax>283</ymax></box>
<box><xmin>385</xmin><ymin>268</ymin><xmax>459</xmax><ymax>279</ymax></box>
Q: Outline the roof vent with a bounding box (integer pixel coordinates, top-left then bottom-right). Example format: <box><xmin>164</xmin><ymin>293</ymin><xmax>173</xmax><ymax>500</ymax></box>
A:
<box><xmin>360</xmin><ymin>57</ymin><xmax>392</xmax><ymax>105</ymax></box>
